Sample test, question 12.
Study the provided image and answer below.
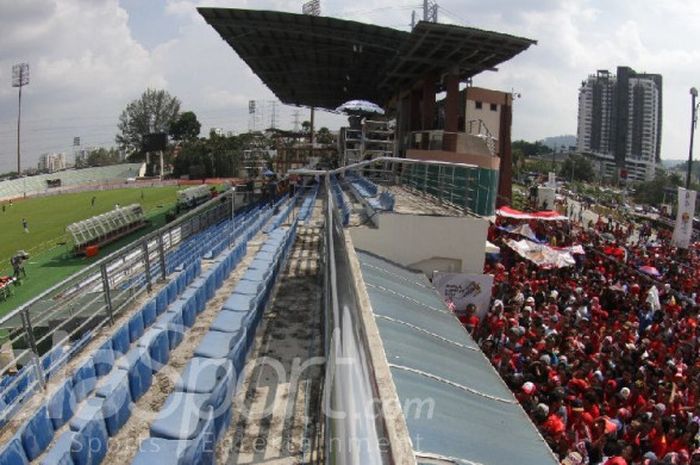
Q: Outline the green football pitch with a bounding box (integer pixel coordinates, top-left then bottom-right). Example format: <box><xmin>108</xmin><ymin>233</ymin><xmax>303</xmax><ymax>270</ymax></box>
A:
<box><xmin>0</xmin><ymin>185</ymin><xmax>181</xmax><ymax>316</ymax></box>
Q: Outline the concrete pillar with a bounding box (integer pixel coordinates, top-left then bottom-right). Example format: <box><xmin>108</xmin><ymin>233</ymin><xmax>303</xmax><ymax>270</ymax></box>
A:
<box><xmin>444</xmin><ymin>74</ymin><xmax>460</xmax><ymax>133</ymax></box>
<box><xmin>444</xmin><ymin>74</ymin><xmax>460</xmax><ymax>152</ymax></box>
<box><xmin>497</xmin><ymin>94</ymin><xmax>513</xmax><ymax>208</ymax></box>
<box><xmin>421</xmin><ymin>77</ymin><xmax>435</xmax><ymax>130</ymax></box>
<box><xmin>410</xmin><ymin>90</ymin><xmax>421</xmax><ymax>131</ymax></box>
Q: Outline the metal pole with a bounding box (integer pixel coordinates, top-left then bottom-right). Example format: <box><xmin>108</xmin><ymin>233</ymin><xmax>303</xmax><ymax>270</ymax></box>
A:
<box><xmin>100</xmin><ymin>263</ymin><xmax>115</xmax><ymax>325</ymax></box>
<box><xmin>141</xmin><ymin>241</ymin><xmax>152</xmax><ymax>292</ymax></box>
<box><xmin>20</xmin><ymin>309</ymin><xmax>46</xmax><ymax>388</ymax></box>
<box><xmin>230</xmin><ymin>187</ymin><xmax>236</xmax><ymax>246</ymax></box>
<box><xmin>687</xmin><ymin>88</ymin><xmax>697</xmax><ymax>189</ymax></box>
<box><xmin>157</xmin><ymin>233</ymin><xmax>167</xmax><ymax>281</ymax></box>
<box><xmin>17</xmin><ymin>83</ymin><xmax>22</xmax><ymax>176</ymax></box>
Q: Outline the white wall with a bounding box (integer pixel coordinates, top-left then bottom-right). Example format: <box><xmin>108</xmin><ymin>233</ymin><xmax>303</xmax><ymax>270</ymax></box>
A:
<box><xmin>349</xmin><ymin>213</ymin><xmax>488</xmax><ymax>274</ymax></box>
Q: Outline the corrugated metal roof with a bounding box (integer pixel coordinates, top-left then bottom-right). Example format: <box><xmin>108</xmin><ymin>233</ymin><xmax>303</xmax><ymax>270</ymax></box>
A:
<box><xmin>357</xmin><ymin>251</ymin><xmax>558</xmax><ymax>465</ymax></box>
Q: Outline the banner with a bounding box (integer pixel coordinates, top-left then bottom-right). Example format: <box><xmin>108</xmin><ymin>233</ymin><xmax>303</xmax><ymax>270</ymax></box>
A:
<box><xmin>672</xmin><ymin>187</ymin><xmax>696</xmax><ymax>249</ymax></box>
<box><xmin>433</xmin><ymin>273</ymin><xmax>494</xmax><ymax>318</ymax></box>
<box><xmin>505</xmin><ymin>238</ymin><xmax>576</xmax><ymax>269</ymax></box>
<box><xmin>496</xmin><ymin>206</ymin><xmax>568</xmax><ymax>222</ymax></box>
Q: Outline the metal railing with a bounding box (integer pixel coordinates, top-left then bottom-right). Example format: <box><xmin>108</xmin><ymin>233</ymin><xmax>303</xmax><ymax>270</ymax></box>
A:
<box><xmin>292</xmin><ymin>157</ymin><xmax>497</xmax><ymax>217</ymax></box>
<box><xmin>0</xmin><ymin>189</ymin><xmax>249</xmax><ymax>422</ymax></box>
<box><xmin>322</xmin><ymin>176</ymin><xmax>390</xmax><ymax>465</ymax></box>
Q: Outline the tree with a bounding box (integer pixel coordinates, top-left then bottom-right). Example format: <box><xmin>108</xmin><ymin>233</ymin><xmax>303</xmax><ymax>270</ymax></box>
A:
<box><xmin>169</xmin><ymin>111</ymin><xmax>201</xmax><ymax>142</ymax></box>
<box><xmin>316</xmin><ymin>127</ymin><xmax>334</xmax><ymax>145</ymax></box>
<box><xmin>559</xmin><ymin>154</ymin><xmax>595</xmax><ymax>182</ymax></box>
<box><xmin>512</xmin><ymin>140</ymin><xmax>551</xmax><ymax>157</ymax></box>
<box><xmin>84</xmin><ymin>147</ymin><xmax>121</xmax><ymax>167</ymax></box>
<box><xmin>116</xmin><ymin>89</ymin><xmax>181</xmax><ymax>156</ymax></box>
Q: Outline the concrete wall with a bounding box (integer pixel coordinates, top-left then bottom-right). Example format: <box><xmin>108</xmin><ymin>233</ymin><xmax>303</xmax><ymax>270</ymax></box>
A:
<box><xmin>349</xmin><ymin>213</ymin><xmax>488</xmax><ymax>275</ymax></box>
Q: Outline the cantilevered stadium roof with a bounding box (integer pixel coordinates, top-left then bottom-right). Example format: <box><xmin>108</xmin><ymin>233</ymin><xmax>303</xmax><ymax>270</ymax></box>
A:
<box><xmin>198</xmin><ymin>8</ymin><xmax>536</xmax><ymax>110</ymax></box>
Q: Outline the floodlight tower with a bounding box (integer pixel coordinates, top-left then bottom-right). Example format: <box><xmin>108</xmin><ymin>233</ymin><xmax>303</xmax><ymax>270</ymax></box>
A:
<box><xmin>12</xmin><ymin>63</ymin><xmax>29</xmax><ymax>177</ymax></box>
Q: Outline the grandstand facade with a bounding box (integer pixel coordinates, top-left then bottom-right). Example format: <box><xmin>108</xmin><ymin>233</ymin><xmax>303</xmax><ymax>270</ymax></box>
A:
<box><xmin>0</xmin><ymin>164</ymin><xmax>142</xmax><ymax>201</ymax></box>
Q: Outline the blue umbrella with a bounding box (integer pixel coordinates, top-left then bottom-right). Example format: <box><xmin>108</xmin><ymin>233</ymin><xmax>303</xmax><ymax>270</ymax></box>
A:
<box><xmin>335</xmin><ymin>99</ymin><xmax>385</xmax><ymax>115</ymax></box>
<box><xmin>262</xmin><ymin>169</ymin><xmax>275</xmax><ymax>177</ymax></box>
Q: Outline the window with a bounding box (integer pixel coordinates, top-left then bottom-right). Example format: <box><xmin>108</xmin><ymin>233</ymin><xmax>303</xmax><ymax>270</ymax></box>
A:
<box><xmin>490</xmin><ymin>103</ymin><xmax>498</xmax><ymax>111</ymax></box>
<box><xmin>475</xmin><ymin>101</ymin><xmax>482</xmax><ymax>109</ymax></box>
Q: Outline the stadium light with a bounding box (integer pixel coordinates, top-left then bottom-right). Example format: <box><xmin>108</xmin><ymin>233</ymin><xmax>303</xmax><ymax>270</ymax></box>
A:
<box><xmin>12</xmin><ymin>63</ymin><xmax>29</xmax><ymax>179</ymax></box>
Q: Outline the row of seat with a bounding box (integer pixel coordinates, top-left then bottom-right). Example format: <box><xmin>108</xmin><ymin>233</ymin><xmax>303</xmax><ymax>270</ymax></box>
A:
<box><xmin>347</xmin><ymin>174</ymin><xmax>395</xmax><ymax>211</ymax></box>
<box><xmin>130</xmin><ymin>221</ymin><xmax>299</xmax><ymax>464</ymax></box>
<box><xmin>0</xmin><ymin>256</ymin><xmax>203</xmax><ymax>465</ymax></box>
<box><xmin>298</xmin><ymin>185</ymin><xmax>319</xmax><ymax>224</ymax></box>
<box><xmin>0</xmin><ymin>203</ymin><xmax>268</xmax><ymax>428</ymax></box>
<box><xmin>263</xmin><ymin>194</ymin><xmax>293</xmax><ymax>234</ymax></box>
<box><xmin>346</xmin><ymin>173</ymin><xmax>378</xmax><ymax>198</ymax></box>
<box><xmin>330</xmin><ymin>176</ymin><xmax>350</xmax><ymax>226</ymax></box>
<box><xmin>0</xmin><ymin>197</ymin><xmax>273</xmax><ymax>465</ymax></box>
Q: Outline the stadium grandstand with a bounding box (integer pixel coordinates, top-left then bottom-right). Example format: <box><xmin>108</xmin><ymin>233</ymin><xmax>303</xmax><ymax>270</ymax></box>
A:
<box><xmin>0</xmin><ymin>158</ymin><xmax>557</xmax><ymax>465</ymax></box>
<box><xmin>0</xmin><ymin>7</ymin><xmax>558</xmax><ymax>465</ymax></box>
<box><xmin>0</xmin><ymin>164</ymin><xmax>141</xmax><ymax>200</ymax></box>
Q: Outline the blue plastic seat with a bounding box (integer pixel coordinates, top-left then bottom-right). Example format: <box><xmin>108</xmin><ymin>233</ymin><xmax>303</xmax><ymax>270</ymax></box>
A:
<box><xmin>69</xmin><ymin>396</ymin><xmax>104</xmax><ymax>432</ymax></box>
<box><xmin>155</xmin><ymin>289</ymin><xmax>168</xmax><ymax>315</ymax></box>
<box><xmin>95</xmin><ymin>369</ymin><xmax>132</xmax><ymax>436</ymax></box>
<box><xmin>47</xmin><ymin>379</ymin><xmax>76</xmax><ymax>430</ymax></box>
<box><xmin>116</xmin><ymin>347</ymin><xmax>153</xmax><ymax>402</ymax></box>
<box><xmin>0</xmin><ymin>437</ymin><xmax>28</xmax><ymax>465</ymax></box>
<box><xmin>180</xmin><ymin>287</ymin><xmax>203</xmax><ymax>315</ymax></box>
<box><xmin>155</xmin><ymin>309</ymin><xmax>185</xmax><ymax>350</ymax></box>
<box><xmin>138</xmin><ymin>327</ymin><xmax>170</xmax><ymax>370</ymax></box>
<box><xmin>141</xmin><ymin>299</ymin><xmax>157</xmax><ymax>327</ymax></box>
<box><xmin>128</xmin><ymin>312</ymin><xmax>145</xmax><ymax>343</ymax></box>
<box><xmin>234</xmin><ymin>280</ymin><xmax>261</xmax><ymax>296</ymax></box>
<box><xmin>249</xmin><ymin>258</ymin><xmax>273</xmax><ymax>272</ymax></box>
<box><xmin>222</xmin><ymin>293</ymin><xmax>255</xmax><ymax>313</ymax></box>
<box><xmin>92</xmin><ymin>341</ymin><xmax>114</xmax><ymax>378</ymax></box>
<box><xmin>210</xmin><ymin>308</ymin><xmax>254</xmax><ymax>333</ymax></box>
<box><xmin>166</xmin><ymin>279</ymin><xmax>178</xmax><ymax>304</ymax></box>
<box><xmin>170</xmin><ymin>299</ymin><xmax>195</xmax><ymax>328</ymax></box>
<box><xmin>111</xmin><ymin>324</ymin><xmax>130</xmax><ymax>357</ymax></box>
<box><xmin>19</xmin><ymin>404</ymin><xmax>54</xmax><ymax>460</ymax></box>
<box><xmin>72</xmin><ymin>358</ymin><xmax>96</xmax><ymax>403</ymax></box>
<box><xmin>194</xmin><ymin>330</ymin><xmax>247</xmax><ymax>373</ymax></box>
<box><xmin>131</xmin><ymin>408</ymin><xmax>215</xmax><ymax>465</ymax></box>
<box><xmin>176</xmin><ymin>271</ymin><xmax>187</xmax><ymax>295</ymax></box>
<box><xmin>40</xmin><ymin>430</ymin><xmax>76</xmax><ymax>465</ymax></box>
<box><xmin>175</xmin><ymin>358</ymin><xmax>232</xmax><ymax>394</ymax></box>
<box><xmin>70</xmin><ymin>399</ymin><xmax>108</xmax><ymax>465</ymax></box>
<box><xmin>149</xmin><ymin>391</ymin><xmax>210</xmax><ymax>440</ymax></box>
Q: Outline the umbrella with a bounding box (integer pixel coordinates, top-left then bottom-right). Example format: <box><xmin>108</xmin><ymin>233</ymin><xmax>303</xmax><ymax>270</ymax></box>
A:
<box><xmin>639</xmin><ymin>266</ymin><xmax>661</xmax><ymax>277</ymax></box>
<box><xmin>335</xmin><ymin>99</ymin><xmax>385</xmax><ymax>115</ymax></box>
<box><xmin>262</xmin><ymin>169</ymin><xmax>275</xmax><ymax>177</ymax></box>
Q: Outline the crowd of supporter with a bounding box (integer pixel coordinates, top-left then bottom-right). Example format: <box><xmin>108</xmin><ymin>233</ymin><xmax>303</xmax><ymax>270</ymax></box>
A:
<box><xmin>467</xmin><ymin>206</ymin><xmax>700</xmax><ymax>465</ymax></box>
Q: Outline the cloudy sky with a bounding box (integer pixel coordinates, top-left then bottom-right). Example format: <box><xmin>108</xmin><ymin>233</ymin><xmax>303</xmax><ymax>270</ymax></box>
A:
<box><xmin>1</xmin><ymin>0</ymin><xmax>699</xmax><ymax>172</ymax></box>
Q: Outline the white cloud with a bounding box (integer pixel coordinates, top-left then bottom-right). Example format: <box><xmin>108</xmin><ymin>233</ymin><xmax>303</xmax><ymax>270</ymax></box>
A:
<box><xmin>1</xmin><ymin>0</ymin><xmax>698</xmax><ymax>173</ymax></box>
